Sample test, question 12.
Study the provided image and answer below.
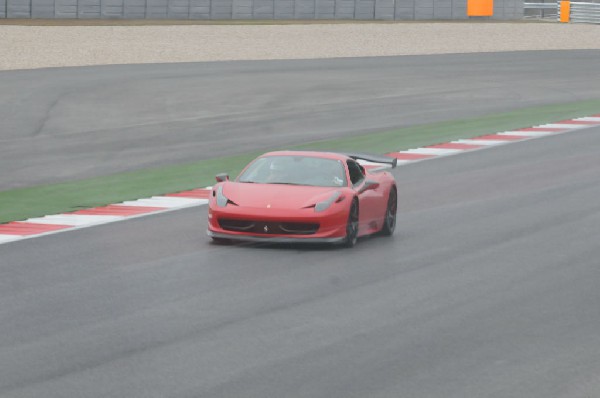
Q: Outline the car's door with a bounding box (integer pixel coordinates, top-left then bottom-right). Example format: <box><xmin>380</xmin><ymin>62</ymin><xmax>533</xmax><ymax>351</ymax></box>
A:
<box><xmin>347</xmin><ymin>160</ymin><xmax>384</xmax><ymax>234</ymax></box>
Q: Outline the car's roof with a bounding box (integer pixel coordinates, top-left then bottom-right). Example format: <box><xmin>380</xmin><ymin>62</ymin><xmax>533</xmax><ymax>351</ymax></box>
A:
<box><xmin>260</xmin><ymin>150</ymin><xmax>349</xmax><ymax>162</ymax></box>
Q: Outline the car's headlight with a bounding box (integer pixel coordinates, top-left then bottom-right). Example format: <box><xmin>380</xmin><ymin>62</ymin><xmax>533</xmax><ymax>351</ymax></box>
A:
<box><xmin>215</xmin><ymin>185</ymin><xmax>237</xmax><ymax>207</ymax></box>
<box><xmin>315</xmin><ymin>191</ymin><xmax>343</xmax><ymax>212</ymax></box>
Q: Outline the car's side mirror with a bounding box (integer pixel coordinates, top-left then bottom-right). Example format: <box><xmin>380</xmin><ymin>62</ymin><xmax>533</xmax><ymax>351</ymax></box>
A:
<box><xmin>358</xmin><ymin>180</ymin><xmax>379</xmax><ymax>194</ymax></box>
<box><xmin>215</xmin><ymin>173</ymin><xmax>229</xmax><ymax>183</ymax></box>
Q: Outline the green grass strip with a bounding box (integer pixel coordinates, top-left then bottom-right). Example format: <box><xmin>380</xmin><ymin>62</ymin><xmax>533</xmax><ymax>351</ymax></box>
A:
<box><xmin>1</xmin><ymin>98</ymin><xmax>599</xmax><ymax>224</ymax></box>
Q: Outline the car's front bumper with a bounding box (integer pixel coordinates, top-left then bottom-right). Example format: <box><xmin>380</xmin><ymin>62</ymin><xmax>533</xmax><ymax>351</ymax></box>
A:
<box><xmin>207</xmin><ymin>230</ymin><xmax>345</xmax><ymax>244</ymax></box>
<box><xmin>207</xmin><ymin>200</ymin><xmax>349</xmax><ymax>243</ymax></box>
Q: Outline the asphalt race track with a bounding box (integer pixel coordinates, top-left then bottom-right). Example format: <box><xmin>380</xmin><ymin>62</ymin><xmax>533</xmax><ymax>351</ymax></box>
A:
<box><xmin>2</xmin><ymin>50</ymin><xmax>600</xmax><ymax>190</ymax></box>
<box><xmin>2</xmin><ymin>123</ymin><xmax>600</xmax><ymax>397</ymax></box>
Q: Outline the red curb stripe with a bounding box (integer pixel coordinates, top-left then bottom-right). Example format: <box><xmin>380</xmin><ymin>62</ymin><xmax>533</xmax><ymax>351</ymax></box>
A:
<box><xmin>518</xmin><ymin>127</ymin><xmax>568</xmax><ymax>132</ymax></box>
<box><xmin>385</xmin><ymin>152</ymin><xmax>436</xmax><ymax>160</ymax></box>
<box><xmin>0</xmin><ymin>222</ymin><xmax>72</xmax><ymax>236</ymax></box>
<box><xmin>555</xmin><ymin>119</ymin><xmax>600</xmax><ymax>125</ymax></box>
<box><xmin>165</xmin><ymin>189</ymin><xmax>211</xmax><ymax>199</ymax></box>
<box><xmin>71</xmin><ymin>205</ymin><xmax>164</xmax><ymax>216</ymax></box>
<box><xmin>427</xmin><ymin>143</ymin><xmax>483</xmax><ymax>149</ymax></box>
<box><xmin>476</xmin><ymin>134</ymin><xmax>528</xmax><ymax>141</ymax></box>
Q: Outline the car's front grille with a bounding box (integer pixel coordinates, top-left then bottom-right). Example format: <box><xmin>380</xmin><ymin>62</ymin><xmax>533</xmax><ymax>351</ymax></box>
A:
<box><xmin>218</xmin><ymin>219</ymin><xmax>255</xmax><ymax>231</ymax></box>
<box><xmin>219</xmin><ymin>219</ymin><xmax>319</xmax><ymax>235</ymax></box>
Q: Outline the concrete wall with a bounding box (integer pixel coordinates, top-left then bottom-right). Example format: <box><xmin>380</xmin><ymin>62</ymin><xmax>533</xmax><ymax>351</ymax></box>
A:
<box><xmin>0</xmin><ymin>0</ymin><xmax>523</xmax><ymax>19</ymax></box>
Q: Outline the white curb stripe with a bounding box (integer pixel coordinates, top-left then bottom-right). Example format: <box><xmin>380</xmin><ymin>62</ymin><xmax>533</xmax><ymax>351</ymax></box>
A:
<box><xmin>452</xmin><ymin>139</ymin><xmax>509</xmax><ymax>146</ymax></box>
<box><xmin>24</xmin><ymin>214</ymin><xmax>124</xmax><ymax>226</ymax></box>
<box><xmin>0</xmin><ymin>234</ymin><xmax>21</xmax><ymax>243</ymax></box>
<box><xmin>382</xmin><ymin>158</ymin><xmax>413</xmax><ymax>165</ymax></box>
<box><xmin>117</xmin><ymin>196</ymin><xmax>207</xmax><ymax>208</ymax></box>
<box><xmin>357</xmin><ymin>160</ymin><xmax>389</xmax><ymax>167</ymax></box>
<box><xmin>574</xmin><ymin>117</ymin><xmax>600</xmax><ymax>122</ymax></box>
<box><xmin>401</xmin><ymin>147</ymin><xmax>465</xmax><ymax>156</ymax></box>
<box><xmin>536</xmin><ymin>123</ymin><xmax>588</xmax><ymax>129</ymax></box>
<box><xmin>498</xmin><ymin>131</ymin><xmax>556</xmax><ymax>137</ymax></box>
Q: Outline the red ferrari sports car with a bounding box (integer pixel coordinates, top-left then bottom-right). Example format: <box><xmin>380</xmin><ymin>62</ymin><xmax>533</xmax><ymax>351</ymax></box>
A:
<box><xmin>207</xmin><ymin>150</ymin><xmax>397</xmax><ymax>247</ymax></box>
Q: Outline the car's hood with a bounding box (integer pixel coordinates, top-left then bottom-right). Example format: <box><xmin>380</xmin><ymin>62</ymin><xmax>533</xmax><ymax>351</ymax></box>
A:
<box><xmin>222</xmin><ymin>182</ymin><xmax>342</xmax><ymax>209</ymax></box>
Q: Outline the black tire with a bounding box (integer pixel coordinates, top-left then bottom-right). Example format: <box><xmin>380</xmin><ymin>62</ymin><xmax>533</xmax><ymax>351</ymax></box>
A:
<box><xmin>343</xmin><ymin>200</ymin><xmax>359</xmax><ymax>248</ymax></box>
<box><xmin>380</xmin><ymin>187</ymin><xmax>397</xmax><ymax>236</ymax></box>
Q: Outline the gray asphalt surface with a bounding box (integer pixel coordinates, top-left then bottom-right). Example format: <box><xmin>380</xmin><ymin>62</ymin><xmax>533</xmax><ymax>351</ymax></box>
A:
<box><xmin>1</xmin><ymin>126</ymin><xmax>599</xmax><ymax>398</ymax></box>
<box><xmin>2</xmin><ymin>50</ymin><xmax>600</xmax><ymax>190</ymax></box>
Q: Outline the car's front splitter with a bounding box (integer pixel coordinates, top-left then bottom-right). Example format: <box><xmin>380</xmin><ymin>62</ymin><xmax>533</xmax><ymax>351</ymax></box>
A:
<box><xmin>207</xmin><ymin>230</ymin><xmax>345</xmax><ymax>244</ymax></box>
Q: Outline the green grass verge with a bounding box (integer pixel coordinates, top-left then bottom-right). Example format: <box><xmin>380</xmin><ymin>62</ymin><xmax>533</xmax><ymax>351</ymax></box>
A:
<box><xmin>1</xmin><ymin>98</ymin><xmax>599</xmax><ymax>224</ymax></box>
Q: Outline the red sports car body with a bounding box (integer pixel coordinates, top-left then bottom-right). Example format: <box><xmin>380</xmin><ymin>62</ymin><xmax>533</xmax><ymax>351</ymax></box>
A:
<box><xmin>207</xmin><ymin>151</ymin><xmax>397</xmax><ymax>247</ymax></box>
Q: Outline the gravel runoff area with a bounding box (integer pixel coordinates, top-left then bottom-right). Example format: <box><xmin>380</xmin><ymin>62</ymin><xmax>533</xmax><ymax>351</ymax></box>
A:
<box><xmin>1</xmin><ymin>21</ymin><xmax>600</xmax><ymax>71</ymax></box>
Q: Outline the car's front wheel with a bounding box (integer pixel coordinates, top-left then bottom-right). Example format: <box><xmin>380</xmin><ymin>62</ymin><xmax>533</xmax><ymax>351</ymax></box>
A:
<box><xmin>343</xmin><ymin>200</ymin><xmax>359</xmax><ymax>248</ymax></box>
<box><xmin>380</xmin><ymin>187</ymin><xmax>397</xmax><ymax>236</ymax></box>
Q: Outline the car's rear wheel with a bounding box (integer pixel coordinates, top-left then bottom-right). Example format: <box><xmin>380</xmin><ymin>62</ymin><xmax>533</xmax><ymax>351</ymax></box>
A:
<box><xmin>380</xmin><ymin>187</ymin><xmax>397</xmax><ymax>236</ymax></box>
<box><xmin>343</xmin><ymin>200</ymin><xmax>359</xmax><ymax>248</ymax></box>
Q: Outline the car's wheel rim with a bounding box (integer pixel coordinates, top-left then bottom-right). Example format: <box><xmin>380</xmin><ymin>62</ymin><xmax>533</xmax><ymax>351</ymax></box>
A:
<box><xmin>347</xmin><ymin>202</ymin><xmax>359</xmax><ymax>245</ymax></box>
<box><xmin>386</xmin><ymin>189</ymin><xmax>397</xmax><ymax>231</ymax></box>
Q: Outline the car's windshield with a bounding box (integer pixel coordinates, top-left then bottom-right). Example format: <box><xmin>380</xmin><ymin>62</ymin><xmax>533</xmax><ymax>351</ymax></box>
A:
<box><xmin>238</xmin><ymin>155</ymin><xmax>347</xmax><ymax>187</ymax></box>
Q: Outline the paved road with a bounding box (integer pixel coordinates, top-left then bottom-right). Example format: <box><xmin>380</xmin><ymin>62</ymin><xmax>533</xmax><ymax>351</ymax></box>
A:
<box><xmin>1</xmin><ymin>126</ymin><xmax>599</xmax><ymax>398</ymax></box>
<box><xmin>2</xmin><ymin>50</ymin><xmax>600</xmax><ymax>190</ymax></box>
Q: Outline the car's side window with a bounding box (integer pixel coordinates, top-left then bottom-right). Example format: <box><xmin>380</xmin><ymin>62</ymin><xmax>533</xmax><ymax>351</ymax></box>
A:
<box><xmin>347</xmin><ymin>160</ymin><xmax>365</xmax><ymax>186</ymax></box>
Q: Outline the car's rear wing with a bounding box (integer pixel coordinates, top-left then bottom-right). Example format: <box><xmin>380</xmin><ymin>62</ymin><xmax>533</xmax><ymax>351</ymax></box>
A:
<box><xmin>343</xmin><ymin>152</ymin><xmax>398</xmax><ymax>169</ymax></box>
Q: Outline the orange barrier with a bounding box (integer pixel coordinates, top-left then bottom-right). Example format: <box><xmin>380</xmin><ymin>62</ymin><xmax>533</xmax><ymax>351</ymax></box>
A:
<box><xmin>467</xmin><ymin>0</ymin><xmax>494</xmax><ymax>16</ymax></box>
<box><xmin>560</xmin><ymin>0</ymin><xmax>571</xmax><ymax>22</ymax></box>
